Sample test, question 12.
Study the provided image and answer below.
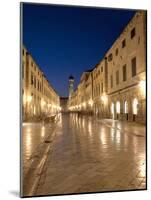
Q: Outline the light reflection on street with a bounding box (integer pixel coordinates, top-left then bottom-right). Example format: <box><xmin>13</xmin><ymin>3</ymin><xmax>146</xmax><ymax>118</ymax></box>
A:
<box><xmin>22</xmin><ymin>122</ymin><xmax>54</xmax><ymax>168</ymax></box>
<box><xmin>116</xmin><ymin>130</ymin><xmax>121</xmax><ymax>145</ymax></box>
<box><xmin>25</xmin><ymin>130</ymin><xmax>32</xmax><ymax>157</ymax></box>
<box><xmin>23</xmin><ymin>113</ymin><xmax>146</xmax><ymax>195</ymax></box>
<box><xmin>99</xmin><ymin>127</ymin><xmax>107</xmax><ymax>145</ymax></box>
<box><xmin>41</xmin><ymin>126</ymin><xmax>45</xmax><ymax>138</ymax></box>
<box><xmin>110</xmin><ymin>128</ymin><xmax>115</xmax><ymax>142</ymax></box>
<box><xmin>88</xmin><ymin>121</ymin><xmax>92</xmax><ymax>137</ymax></box>
<box><xmin>35</xmin><ymin>113</ymin><xmax>146</xmax><ymax>195</ymax></box>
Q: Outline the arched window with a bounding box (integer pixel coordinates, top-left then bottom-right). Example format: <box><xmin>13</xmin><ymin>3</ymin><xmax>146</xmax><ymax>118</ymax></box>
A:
<box><xmin>133</xmin><ymin>98</ymin><xmax>138</xmax><ymax>115</ymax></box>
<box><xmin>116</xmin><ymin>101</ymin><xmax>120</xmax><ymax>113</ymax></box>
<box><xmin>124</xmin><ymin>101</ymin><xmax>128</xmax><ymax>114</ymax></box>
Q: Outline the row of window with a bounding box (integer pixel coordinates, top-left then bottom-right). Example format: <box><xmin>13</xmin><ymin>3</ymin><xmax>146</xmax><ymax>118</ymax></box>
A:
<box><xmin>44</xmin><ymin>87</ymin><xmax>55</xmax><ymax>100</ymax></box>
<box><xmin>30</xmin><ymin>74</ymin><xmax>58</xmax><ymax>104</ymax></box>
<box><xmin>110</xmin><ymin>57</ymin><xmax>137</xmax><ymax>88</ymax></box>
<box><xmin>108</xmin><ymin>27</ymin><xmax>136</xmax><ymax>62</ymax></box>
<box><xmin>31</xmin><ymin>72</ymin><xmax>43</xmax><ymax>92</ymax></box>
<box><xmin>29</xmin><ymin>92</ymin><xmax>57</xmax><ymax>107</ymax></box>
<box><xmin>30</xmin><ymin>60</ymin><xmax>43</xmax><ymax>78</ymax></box>
<box><xmin>93</xmin><ymin>66</ymin><xmax>103</xmax><ymax>80</ymax></box>
<box><xmin>94</xmin><ymin>82</ymin><xmax>104</xmax><ymax>97</ymax></box>
<box><xmin>31</xmin><ymin>93</ymin><xmax>41</xmax><ymax>102</ymax></box>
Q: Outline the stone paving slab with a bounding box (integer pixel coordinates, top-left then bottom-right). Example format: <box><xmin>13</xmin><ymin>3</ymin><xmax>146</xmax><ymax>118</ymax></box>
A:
<box><xmin>23</xmin><ymin>114</ymin><xmax>146</xmax><ymax>196</ymax></box>
<box><xmin>99</xmin><ymin>119</ymin><xmax>146</xmax><ymax>137</ymax></box>
<box><xmin>22</xmin><ymin>120</ymin><xmax>58</xmax><ymax>196</ymax></box>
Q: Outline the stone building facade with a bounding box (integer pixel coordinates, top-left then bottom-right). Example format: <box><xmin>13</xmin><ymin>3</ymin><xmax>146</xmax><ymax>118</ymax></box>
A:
<box><xmin>22</xmin><ymin>46</ymin><xmax>60</xmax><ymax>121</ymax></box>
<box><xmin>92</xmin><ymin>58</ymin><xmax>109</xmax><ymax>118</ymax></box>
<box><xmin>68</xmin><ymin>11</ymin><xmax>146</xmax><ymax>123</ymax></box>
<box><xmin>68</xmin><ymin>70</ymin><xmax>93</xmax><ymax>115</ymax></box>
<box><xmin>106</xmin><ymin>11</ymin><xmax>146</xmax><ymax>123</ymax></box>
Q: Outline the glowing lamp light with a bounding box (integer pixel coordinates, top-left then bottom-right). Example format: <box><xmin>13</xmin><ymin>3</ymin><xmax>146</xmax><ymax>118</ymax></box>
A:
<box><xmin>101</xmin><ymin>94</ymin><xmax>108</xmax><ymax>104</ymax></box>
<box><xmin>88</xmin><ymin>100</ymin><xmax>93</xmax><ymax>106</ymax></box>
<box><xmin>139</xmin><ymin>80</ymin><xmax>146</xmax><ymax>95</ymax></box>
<box><xmin>27</xmin><ymin>95</ymin><xmax>32</xmax><ymax>103</ymax></box>
<box><xmin>41</xmin><ymin>100</ymin><xmax>46</xmax><ymax>107</ymax></box>
<box><xmin>83</xmin><ymin>102</ymin><xmax>86</xmax><ymax>107</ymax></box>
<box><xmin>23</xmin><ymin>95</ymin><xmax>26</xmax><ymax>105</ymax></box>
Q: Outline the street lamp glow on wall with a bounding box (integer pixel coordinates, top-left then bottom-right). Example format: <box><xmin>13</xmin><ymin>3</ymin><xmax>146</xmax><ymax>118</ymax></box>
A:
<box><xmin>101</xmin><ymin>94</ymin><xmax>108</xmax><ymax>104</ymax></box>
<box><xmin>88</xmin><ymin>100</ymin><xmax>93</xmax><ymax>106</ymax></box>
<box><xmin>23</xmin><ymin>95</ymin><xmax>26</xmax><ymax>105</ymax></box>
<box><xmin>133</xmin><ymin>98</ymin><xmax>138</xmax><ymax>115</ymax></box>
<box><xmin>27</xmin><ymin>95</ymin><xmax>32</xmax><ymax>103</ymax></box>
<box><xmin>139</xmin><ymin>80</ymin><xmax>146</xmax><ymax>96</ymax></box>
<box><xmin>41</xmin><ymin>99</ymin><xmax>46</xmax><ymax>111</ymax></box>
<box><xmin>83</xmin><ymin>102</ymin><xmax>86</xmax><ymax>107</ymax></box>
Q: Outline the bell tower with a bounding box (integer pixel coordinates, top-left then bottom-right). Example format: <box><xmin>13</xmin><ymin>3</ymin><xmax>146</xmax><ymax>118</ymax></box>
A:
<box><xmin>69</xmin><ymin>75</ymin><xmax>74</xmax><ymax>99</ymax></box>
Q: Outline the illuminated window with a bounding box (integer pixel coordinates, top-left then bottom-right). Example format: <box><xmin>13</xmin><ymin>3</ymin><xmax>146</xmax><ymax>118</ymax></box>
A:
<box><xmin>133</xmin><ymin>98</ymin><xmax>138</xmax><ymax>115</ymax></box>
<box><xmin>116</xmin><ymin>101</ymin><xmax>120</xmax><ymax>113</ymax></box>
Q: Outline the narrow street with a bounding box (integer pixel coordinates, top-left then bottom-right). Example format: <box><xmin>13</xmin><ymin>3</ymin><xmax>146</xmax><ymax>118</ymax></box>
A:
<box><xmin>22</xmin><ymin>113</ymin><xmax>146</xmax><ymax>196</ymax></box>
<box><xmin>21</xmin><ymin>7</ymin><xmax>147</xmax><ymax>198</ymax></box>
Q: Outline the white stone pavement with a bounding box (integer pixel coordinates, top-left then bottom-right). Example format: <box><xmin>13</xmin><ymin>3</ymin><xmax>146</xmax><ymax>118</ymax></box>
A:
<box><xmin>98</xmin><ymin>119</ymin><xmax>146</xmax><ymax>137</ymax></box>
<box><xmin>30</xmin><ymin>113</ymin><xmax>146</xmax><ymax>197</ymax></box>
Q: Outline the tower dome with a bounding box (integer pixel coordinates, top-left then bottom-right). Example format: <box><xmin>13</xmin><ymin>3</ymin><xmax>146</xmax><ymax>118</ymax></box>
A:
<box><xmin>69</xmin><ymin>75</ymin><xmax>74</xmax><ymax>80</ymax></box>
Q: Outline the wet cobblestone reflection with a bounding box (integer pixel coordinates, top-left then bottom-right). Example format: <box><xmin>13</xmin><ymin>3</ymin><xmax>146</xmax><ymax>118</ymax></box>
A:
<box><xmin>22</xmin><ymin>122</ymin><xmax>54</xmax><ymax>171</ymax></box>
<box><xmin>33</xmin><ymin>113</ymin><xmax>146</xmax><ymax>195</ymax></box>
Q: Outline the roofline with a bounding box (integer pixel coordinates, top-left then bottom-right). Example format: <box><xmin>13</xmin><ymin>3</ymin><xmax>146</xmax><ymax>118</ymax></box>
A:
<box><xmin>23</xmin><ymin>44</ymin><xmax>59</xmax><ymax>96</ymax></box>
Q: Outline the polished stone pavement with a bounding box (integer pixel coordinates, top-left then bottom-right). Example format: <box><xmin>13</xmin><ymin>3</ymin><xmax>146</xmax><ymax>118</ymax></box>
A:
<box><xmin>34</xmin><ymin>113</ymin><xmax>146</xmax><ymax>196</ymax></box>
<box><xmin>22</xmin><ymin>122</ymin><xmax>55</xmax><ymax>176</ymax></box>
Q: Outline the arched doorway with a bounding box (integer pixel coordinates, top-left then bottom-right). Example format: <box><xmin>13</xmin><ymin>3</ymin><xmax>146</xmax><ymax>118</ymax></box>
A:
<box><xmin>111</xmin><ymin>103</ymin><xmax>115</xmax><ymax>119</ymax></box>
<box><xmin>133</xmin><ymin>98</ymin><xmax>138</xmax><ymax>121</ymax></box>
<box><xmin>116</xmin><ymin>101</ymin><xmax>120</xmax><ymax>119</ymax></box>
<box><xmin>124</xmin><ymin>101</ymin><xmax>128</xmax><ymax>120</ymax></box>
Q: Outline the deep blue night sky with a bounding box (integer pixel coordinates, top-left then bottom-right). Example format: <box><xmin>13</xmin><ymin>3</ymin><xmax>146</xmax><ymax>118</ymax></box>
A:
<box><xmin>23</xmin><ymin>3</ymin><xmax>136</xmax><ymax>97</ymax></box>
